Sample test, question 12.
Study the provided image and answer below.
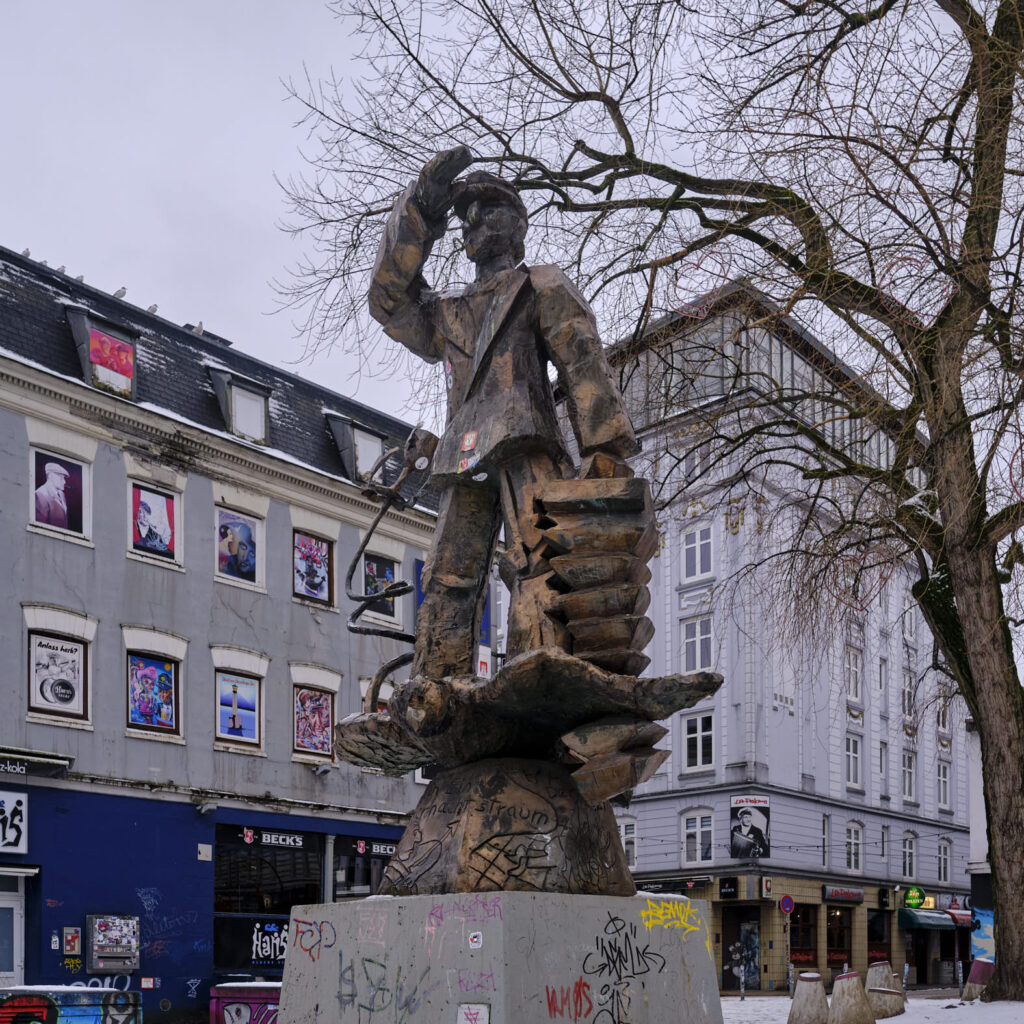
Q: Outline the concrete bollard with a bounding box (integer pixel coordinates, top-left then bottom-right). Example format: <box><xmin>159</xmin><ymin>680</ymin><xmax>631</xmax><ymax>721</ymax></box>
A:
<box><xmin>826</xmin><ymin>971</ymin><xmax>873</xmax><ymax>1024</ymax></box>
<box><xmin>961</xmin><ymin>958</ymin><xmax>994</xmax><ymax>1002</ymax></box>
<box><xmin>787</xmin><ymin>972</ymin><xmax>829</xmax><ymax>1024</ymax></box>
<box><xmin>867</xmin><ymin>986</ymin><xmax>906</xmax><ymax>1019</ymax></box>
<box><xmin>891</xmin><ymin>973</ymin><xmax>907</xmax><ymax>1004</ymax></box>
<box><xmin>864</xmin><ymin>960</ymin><xmax>892</xmax><ymax>991</ymax></box>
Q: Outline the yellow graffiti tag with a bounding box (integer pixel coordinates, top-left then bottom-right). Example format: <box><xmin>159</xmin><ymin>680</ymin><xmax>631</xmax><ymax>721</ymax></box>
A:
<box><xmin>641</xmin><ymin>898</ymin><xmax>701</xmax><ymax>939</ymax></box>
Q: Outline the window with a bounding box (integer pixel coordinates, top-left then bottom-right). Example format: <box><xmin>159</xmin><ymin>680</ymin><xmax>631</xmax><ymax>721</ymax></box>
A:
<box><xmin>845</xmin><ymin>646</ymin><xmax>863</xmax><ymax>702</ymax></box>
<box><xmin>902</xmin><ymin>750</ymin><xmax>916</xmax><ymax>801</ymax></box>
<box><xmin>845</xmin><ymin>823</ymin><xmax>863</xmax><ymax>872</ymax></box>
<box><xmin>354</xmin><ymin>429</ymin><xmax>385</xmax><ymax>479</ymax></box>
<box><xmin>30</xmin><ymin>449</ymin><xmax>90</xmax><ymax>539</ymax></box>
<box><xmin>682</xmin><ymin>615</ymin><xmax>713</xmax><ymax>672</ymax></box>
<box><xmin>845</xmin><ymin>734</ymin><xmax>862</xmax><ymax>787</ymax></box>
<box><xmin>130</xmin><ymin>482</ymin><xmax>179</xmax><ymax>563</ymax></box>
<box><xmin>682</xmin><ymin>526</ymin><xmax>712</xmax><ymax>581</ymax></box>
<box><xmin>937</xmin><ymin>761</ymin><xmax>951</xmax><ymax>809</ymax></box>
<box><xmin>822</xmin><ymin>814</ymin><xmax>830</xmax><ymax>868</ymax></box>
<box><xmin>363</xmin><ymin>553</ymin><xmax>399</xmax><ymax>618</ymax></box>
<box><xmin>683</xmin><ymin>810</ymin><xmax>713</xmax><ymax>864</ymax></box>
<box><xmin>293</xmin><ymin>531</ymin><xmax>334</xmax><ymax>606</ymax></box>
<box><xmin>937</xmin><ymin>839</ymin><xmax>951</xmax><ymax>884</ymax></box>
<box><xmin>881</xmin><ymin>825</ymin><xmax>889</xmax><ymax>860</ymax></box>
<box><xmin>215</xmin><ymin>671</ymin><xmax>262</xmax><ymax>748</ymax></box>
<box><xmin>937</xmin><ymin>700</ymin><xmax>949</xmax><ymax>733</ymax></box>
<box><xmin>867</xmin><ymin>908</ymin><xmax>891</xmax><ymax>963</ymax></box>
<box><xmin>879</xmin><ymin>741</ymin><xmax>889</xmax><ymax>783</ymax></box>
<box><xmin>127</xmin><ymin>653</ymin><xmax>181</xmax><ymax>735</ymax></box>
<box><xmin>826</xmin><ymin>907</ymin><xmax>852</xmax><ymax>967</ymax></box>
<box><xmin>902</xmin><ymin>669</ymin><xmax>916</xmax><ymax>717</ymax></box>
<box><xmin>790</xmin><ymin>905</ymin><xmax>817</xmax><ymax>966</ymax></box>
<box><xmin>215</xmin><ymin>506</ymin><xmax>263</xmax><ymax>587</ymax></box>
<box><xmin>231</xmin><ymin>385</ymin><xmax>268</xmax><ymax>443</ymax></box>
<box><xmin>683</xmin><ymin>444</ymin><xmax>710</xmax><ymax>483</ymax></box>
<box><xmin>84</xmin><ymin>324</ymin><xmax>135</xmax><ymax>397</ymax></box>
<box><xmin>684</xmin><ymin>713</ymin><xmax>714</xmax><ymax>769</ymax></box>
<box><xmin>27</xmin><ymin>630</ymin><xmax>90</xmax><ymax>723</ymax></box>
<box><xmin>879</xmin><ymin>658</ymin><xmax>888</xmax><ymax>704</ymax></box>
<box><xmin>618</xmin><ymin>819</ymin><xmax>637</xmax><ymax>868</ymax></box>
<box><xmin>902</xmin><ymin>590</ymin><xmax>917</xmax><ymax>642</ymax></box>
<box><xmin>290</xmin><ymin>663</ymin><xmax>341</xmax><ymax>761</ymax></box>
<box><xmin>902</xmin><ymin>833</ymin><xmax>916</xmax><ymax>878</ymax></box>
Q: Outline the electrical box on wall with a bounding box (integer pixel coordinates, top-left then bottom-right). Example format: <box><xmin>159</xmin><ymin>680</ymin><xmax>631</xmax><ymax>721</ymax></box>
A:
<box><xmin>85</xmin><ymin>914</ymin><xmax>140</xmax><ymax>974</ymax></box>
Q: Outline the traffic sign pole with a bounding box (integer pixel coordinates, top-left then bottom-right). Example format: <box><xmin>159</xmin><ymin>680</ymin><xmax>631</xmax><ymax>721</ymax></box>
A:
<box><xmin>781</xmin><ymin>895</ymin><xmax>794</xmax><ymax>997</ymax></box>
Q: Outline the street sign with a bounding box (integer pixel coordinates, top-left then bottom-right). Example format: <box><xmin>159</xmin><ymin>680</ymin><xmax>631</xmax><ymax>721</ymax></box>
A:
<box><xmin>904</xmin><ymin>885</ymin><xmax>926</xmax><ymax>909</ymax></box>
<box><xmin>780</xmin><ymin>894</ymin><xmax>794</xmax><ymax>915</ymax></box>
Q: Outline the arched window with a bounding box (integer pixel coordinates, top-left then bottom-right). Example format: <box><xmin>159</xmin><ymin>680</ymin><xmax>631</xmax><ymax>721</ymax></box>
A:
<box><xmin>682</xmin><ymin>809</ymin><xmax>714</xmax><ymax>865</ymax></box>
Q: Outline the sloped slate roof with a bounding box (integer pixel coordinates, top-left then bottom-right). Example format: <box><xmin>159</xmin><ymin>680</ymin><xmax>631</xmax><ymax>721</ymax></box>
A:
<box><xmin>0</xmin><ymin>245</ymin><xmax>418</xmax><ymax>486</ymax></box>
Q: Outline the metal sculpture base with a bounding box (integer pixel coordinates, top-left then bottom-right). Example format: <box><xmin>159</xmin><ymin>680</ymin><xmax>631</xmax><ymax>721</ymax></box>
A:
<box><xmin>379</xmin><ymin>758</ymin><xmax>634</xmax><ymax>897</ymax></box>
<box><xmin>278</xmin><ymin>892</ymin><xmax>724</xmax><ymax>1024</ymax></box>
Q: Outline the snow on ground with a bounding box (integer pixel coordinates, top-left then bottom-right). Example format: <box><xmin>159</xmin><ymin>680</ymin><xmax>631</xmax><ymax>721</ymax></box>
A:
<box><xmin>720</xmin><ymin>994</ymin><xmax>1024</xmax><ymax>1024</ymax></box>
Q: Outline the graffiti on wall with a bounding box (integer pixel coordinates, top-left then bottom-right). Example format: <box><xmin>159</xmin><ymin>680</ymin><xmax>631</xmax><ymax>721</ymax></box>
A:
<box><xmin>0</xmin><ymin>991</ymin><xmax>137</xmax><ymax>1024</ymax></box>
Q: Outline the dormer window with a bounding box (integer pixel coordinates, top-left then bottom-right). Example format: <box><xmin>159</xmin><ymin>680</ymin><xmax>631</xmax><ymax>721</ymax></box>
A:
<box><xmin>231</xmin><ymin>385</ymin><xmax>268</xmax><ymax>443</ymax></box>
<box><xmin>324</xmin><ymin>412</ymin><xmax>388</xmax><ymax>481</ymax></box>
<box><xmin>354</xmin><ymin>429</ymin><xmax>385</xmax><ymax>479</ymax></box>
<box><xmin>64</xmin><ymin>306</ymin><xmax>137</xmax><ymax>399</ymax></box>
<box><xmin>207</xmin><ymin>368</ymin><xmax>271</xmax><ymax>444</ymax></box>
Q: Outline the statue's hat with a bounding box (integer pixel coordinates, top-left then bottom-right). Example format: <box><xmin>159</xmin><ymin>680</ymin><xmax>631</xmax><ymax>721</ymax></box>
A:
<box><xmin>452</xmin><ymin>171</ymin><xmax>528</xmax><ymax>224</ymax></box>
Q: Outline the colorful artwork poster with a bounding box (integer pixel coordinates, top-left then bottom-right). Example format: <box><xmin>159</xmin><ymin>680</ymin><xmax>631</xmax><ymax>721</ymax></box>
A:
<box><xmin>132</xmin><ymin>484</ymin><xmax>175</xmax><ymax>559</ymax></box>
<box><xmin>217</xmin><ymin>671</ymin><xmax>261</xmax><ymax>745</ymax></box>
<box><xmin>0</xmin><ymin>790</ymin><xmax>28</xmax><ymax>855</ymax></box>
<box><xmin>127</xmin><ymin>654</ymin><xmax>178</xmax><ymax>732</ymax></box>
<box><xmin>293</xmin><ymin>531</ymin><xmax>332</xmax><ymax>604</ymax></box>
<box><xmin>32</xmin><ymin>450</ymin><xmax>84</xmax><ymax>534</ymax></box>
<box><xmin>88</xmin><ymin>327</ymin><xmax>134</xmax><ymax>395</ymax></box>
<box><xmin>217</xmin><ymin>508</ymin><xmax>259</xmax><ymax>583</ymax></box>
<box><xmin>729</xmin><ymin>795</ymin><xmax>770</xmax><ymax>858</ymax></box>
<box><xmin>29</xmin><ymin>632</ymin><xmax>87</xmax><ymax>719</ymax></box>
<box><xmin>293</xmin><ymin>686</ymin><xmax>333</xmax><ymax>755</ymax></box>
<box><xmin>364</xmin><ymin>554</ymin><xmax>397</xmax><ymax>617</ymax></box>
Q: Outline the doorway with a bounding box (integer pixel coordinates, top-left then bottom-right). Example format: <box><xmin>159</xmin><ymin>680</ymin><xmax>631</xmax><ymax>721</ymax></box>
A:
<box><xmin>721</xmin><ymin>905</ymin><xmax>761</xmax><ymax>991</ymax></box>
<box><xmin>0</xmin><ymin>874</ymin><xmax>25</xmax><ymax>987</ymax></box>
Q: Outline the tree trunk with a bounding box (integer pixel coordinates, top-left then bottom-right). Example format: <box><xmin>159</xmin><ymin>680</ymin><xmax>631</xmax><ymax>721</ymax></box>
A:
<box><xmin>945</xmin><ymin>545</ymin><xmax>1024</xmax><ymax>1001</ymax></box>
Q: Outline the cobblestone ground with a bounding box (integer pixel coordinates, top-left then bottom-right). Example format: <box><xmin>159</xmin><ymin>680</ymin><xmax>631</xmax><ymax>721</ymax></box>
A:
<box><xmin>719</xmin><ymin>993</ymin><xmax>1024</xmax><ymax>1024</ymax></box>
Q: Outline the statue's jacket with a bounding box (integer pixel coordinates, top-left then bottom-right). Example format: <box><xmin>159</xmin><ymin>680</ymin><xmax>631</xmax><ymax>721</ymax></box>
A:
<box><xmin>369</xmin><ymin>182</ymin><xmax>637</xmax><ymax>482</ymax></box>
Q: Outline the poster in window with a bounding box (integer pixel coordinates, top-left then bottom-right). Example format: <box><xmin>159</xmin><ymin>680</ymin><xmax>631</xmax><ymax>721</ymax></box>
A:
<box><xmin>729</xmin><ymin>795</ymin><xmax>770</xmax><ymax>858</ymax></box>
<box><xmin>32</xmin><ymin>451</ymin><xmax>85</xmax><ymax>534</ymax></box>
<box><xmin>216</xmin><ymin>508</ymin><xmax>259</xmax><ymax>583</ymax></box>
<box><xmin>216</xmin><ymin>671</ymin><xmax>261</xmax><ymax>745</ymax></box>
<box><xmin>0</xmin><ymin>790</ymin><xmax>27</xmax><ymax>855</ymax></box>
<box><xmin>88</xmin><ymin>327</ymin><xmax>134</xmax><ymax>395</ymax></box>
<box><xmin>29</xmin><ymin>632</ymin><xmax>87</xmax><ymax>719</ymax></box>
<box><xmin>132</xmin><ymin>484</ymin><xmax>175</xmax><ymax>559</ymax></box>
<box><xmin>293</xmin><ymin>532</ymin><xmax>332</xmax><ymax>604</ymax></box>
<box><xmin>293</xmin><ymin>686</ymin><xmax>333</xmax><ymax>755</ymax></box>
<box><xmin>364</xmin><ymin>555</ymin><xmax>397</xmax><ymax>616</ymax></box>
<box><xmin>127</xmin><ymin>654</ymin><xmax>178</xmax><ymax>733</ymax></box>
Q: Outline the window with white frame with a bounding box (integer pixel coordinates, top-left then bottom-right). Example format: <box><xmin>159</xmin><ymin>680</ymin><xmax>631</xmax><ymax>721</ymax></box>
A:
<box><xmin>821</xmin><ymin>814</ymin><xmax>830</xmax><ymax>868</ymax></box>
<box><xmin>937</xmin><ymin>839</ymin><xmax>951</xmax><ymax>884</ymax></box>
<box><xmin>683</xmin><ymin>809</ymin><xmax>714</xmax><ymax>864</ymax></box>
<box><xmin>618</xmin><ymin>818</ymin><xmax>637</xmax><ymax>868</ymax></box>
<box><xmin>879</xmin><ymin>741</ymin><xmax>889</xmax><ymax>784</ymax></box>
<box><xmin>845</xmin><ymin>646</ymin><xmax>863</xmax><ymax>702</ymax></box>
<box><xmin>682</xmin><ymin>526</ymin><xmax>712</xmax><ymax>582</ymax></box>
<box><xmin>937</xmin><ymin>761</ymin><xmax>951</xmax><ymax>809</ymax></box>
<box><xmin>902</xmin><ymin>669</ymin><xmax>916</xmax><ymax>717</ymax></box>
<box><xmin>881</xmin><ymin>825</ymin><xmax>889</xmax><ymax>860</ymax></box>
<box><xmin>936</xmin><ymin>700</ymin><xmax>949</xmax><ymax>733</ymax></box>
<box><xmin>902</xmin><ymin>750</ymin><xmax>916</xmax><ymax>801</ymax></box>
<box><xmin>231</xmin><ymin>385</ymin><xmax>268</xmax><ymax>443</ymax></box>
<box><xmin>845</xmin><ymin>822</ymin><xmax>863</xmax><ymax>872</ymax></box>
<box><xmin>902</xmin><ymin>833</ymin><xmax>916</xmax><ymax>878</ymax></box>
<box><xmin>354</xmin><ymin>428</ymin><xmax>385</xmax><ymax>479</ymax></box>
<box><xmin>878</xmin><ymin>658</ymin><xmax>888</xmax><ymax>704</ymax></box>
<box><xmin>684</xmin><ymin>712</ymin><xmax>714</xmax><ymax>769</ymax></box>
<box><xmin>845</xmin><ymin>734</ymin><xmax>862</xmax><ymax>787</ymax></box>
<box><xmin>682</xmin><ymin>615</ymin><xmax>712</xmax><ymax>672</ymax></box>
<box><xmin>902</xmin><ymin>590</ymin><xmax>917</xmax><ymax>642</ymax></box>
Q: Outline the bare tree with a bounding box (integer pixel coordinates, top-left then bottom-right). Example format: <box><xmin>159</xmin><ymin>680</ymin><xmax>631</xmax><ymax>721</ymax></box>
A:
<box><xmin>281</xmin><ymin>0</ymin><xmax>1024</xmax><ymax>997</ymax></box>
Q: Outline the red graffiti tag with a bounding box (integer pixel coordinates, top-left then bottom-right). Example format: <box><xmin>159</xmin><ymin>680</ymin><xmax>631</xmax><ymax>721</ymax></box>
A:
<box><xmin>0</xmin><ymin>995</ymin><xmax>59</xmax><ymax>1024</ymax></box>
<box><xmin>545</xmin><ymin>978</ymin><xmax>593</xmax><ymax>1020</ymax></box>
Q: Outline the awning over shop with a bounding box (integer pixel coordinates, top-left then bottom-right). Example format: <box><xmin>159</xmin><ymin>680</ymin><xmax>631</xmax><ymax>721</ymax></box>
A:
<box><xmin>898</xmin><ymin>908</ymin><xmax>955</xmax><ymax>930</ymax></box>
<box><xmin>945</xmin><ymin>910</ymin><xmax>972</xmax><ymax>927</ymax></box>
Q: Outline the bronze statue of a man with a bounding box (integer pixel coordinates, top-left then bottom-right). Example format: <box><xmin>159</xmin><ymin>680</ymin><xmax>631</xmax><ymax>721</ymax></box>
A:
<box><xmin>370</xmin><ymin>147</ymin><xmax>639</xmax><ymax>682</ymax></box>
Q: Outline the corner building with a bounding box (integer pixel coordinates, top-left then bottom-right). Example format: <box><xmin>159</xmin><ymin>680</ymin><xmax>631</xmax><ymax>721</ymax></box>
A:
<box><xmin>0</xmin><ymin>248</ymin><xmax>440</xmax><ymax>1020</ymax></box>
<box><xmin>612</xmin><ymin>285</ymin><xmax>972</xmax><ymax>992</ymax></box>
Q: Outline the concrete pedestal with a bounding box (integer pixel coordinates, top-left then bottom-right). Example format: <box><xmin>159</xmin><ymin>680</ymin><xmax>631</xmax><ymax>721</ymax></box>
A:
<box><xmin>278</xmin><ymin>891</ymin><xmax>722</xmax><ymax>1024</ymax></box>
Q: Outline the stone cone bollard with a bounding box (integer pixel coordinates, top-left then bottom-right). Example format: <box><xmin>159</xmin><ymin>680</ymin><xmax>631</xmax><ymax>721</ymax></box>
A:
<box><xmin>788</xmin><ymin>972</ymin><xmax>829</xmax><ymax>1024</ymax></box>
<box><xmin>864</xmin><ymin>961</ymin><xmax>892</xmax><ymax>991</ymax></box>
<box><xmin>864</xmin><ymin>960</ymin><xmax>906</xmax><ymax>1018</ymax></box>
<box><xmin>891</xmin><ymin>974</ymin><xmax>907</xmax><ymax>1004</ymax></box>
<box><xmin>961</xmin><ymin>958</ymin><xmax>994</xmax><ymax>1001</ymax></box>
<box><xmin>827</xmin><ymin>972</ymin><xmax>873</xmax><ymax>1024</ymax></box>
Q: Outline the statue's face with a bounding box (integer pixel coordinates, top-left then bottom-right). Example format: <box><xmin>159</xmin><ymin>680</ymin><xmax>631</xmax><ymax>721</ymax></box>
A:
<box><xmin>461</xmin><ymin>200</ymin><xmax>525</xmax><ymax>264</ymax></box>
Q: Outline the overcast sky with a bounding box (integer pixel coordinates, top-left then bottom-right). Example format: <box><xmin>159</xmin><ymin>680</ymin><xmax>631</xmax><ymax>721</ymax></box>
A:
<box><xmin>1</xmin><ymin>1</ymin><xmax>417</xmax><ymax>418</ymax></box>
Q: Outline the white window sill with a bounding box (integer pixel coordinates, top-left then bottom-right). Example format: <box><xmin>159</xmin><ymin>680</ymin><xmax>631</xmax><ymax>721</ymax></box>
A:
<box><xmin>358</xmin><ymin>608</ymin><xmax>404</xmax><ymax>630</ymax></box>
<box><xmin>291</xmin><ymin>752</ymin><xmax>333</xmax><ymax>765</ymax></box>
<box><xmin>26</xmin><ymin>524</ymin><xmax>94</xmax><ymax>548</ymax></box>
<box><xmin>214</xmin><ymin>740</ymin><xmax>266</xmax><ymax>757</ymax></box>
<box><xmin>126</xmin><ymin>551</ymin><xmax>186</xmax><ymax>573</ymax></box>
<box><xmin>125</xmin><ymin>728</ymin><xmax>186</xmax><ymax>745</ymax></box>
<box><xmin>292</xmin><ymin>596</ymin><xmax>339</xmax><ymax>614</ymax></box>
<box><xmin>215</xmin><ymin>574</ymin><xmax>267</xmax><ymax>595</ymax></box>
<box><xmin>26</xmin><ymin>712</ymin><xmax>93</xmax><ymax>731</ymax></box>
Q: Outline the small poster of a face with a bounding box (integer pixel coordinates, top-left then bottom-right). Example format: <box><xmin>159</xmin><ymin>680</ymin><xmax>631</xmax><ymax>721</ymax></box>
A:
<box><xmin>88</xmin><ymin>327</ymin><xmax>134</xmax><ymax>396</ymax></box>
<box><xmin>29</xmin><ymin>632</ymin><xmax>87</xmax><ymax>719</ymax></box>
<box><xmin>293</xmin><ymin>532</ymin><xmax>332</xmax><ymax>604</ymax></box>
<box><xmin>217</xmin><ymin>671</ymin><xmax>261</xmax><ymax>745</ymax></box>
<box><xmin>127</xmin><ymin>654</ymin><xmax>178</xmax><ymax>732</ymax></box>
<box><xmin>32</xmin><ymin>451</ymin><xmax>85</xmax><ymax>534</ymax></box>
<box><xmin>217</xmin><ymin>508</ymin><xmax>259</xmax><ymax>583</ymax></box>
<box><xmin>364</xmin><ymin>555</ymin><xmax>397</xmax><ymax>617</ymax></box>
<box><xmin>293</xmin><ymin>686</ymin><xmax>333</xmax><ymax>755</ymax></box>
<box><xmin>132</xmin><ymin>484</ymin><xmax>175</xmax><ymax>559</ymax></box>
<box><xmin>729</xmin><ymin>796</ymin><xmax>770</xmax><ymax>859</ymax></box>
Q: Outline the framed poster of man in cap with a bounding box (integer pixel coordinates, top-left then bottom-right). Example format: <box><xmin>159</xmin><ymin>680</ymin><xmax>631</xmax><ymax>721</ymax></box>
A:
<box><xmin>31</xmin><ymin>450</ymin><xmax>86</xmax><ymax>535</ymax></box>
<box><xmin>730</xmin><ymin>795</ymin><xmax>770</xmax><ymax>858</ymax></box>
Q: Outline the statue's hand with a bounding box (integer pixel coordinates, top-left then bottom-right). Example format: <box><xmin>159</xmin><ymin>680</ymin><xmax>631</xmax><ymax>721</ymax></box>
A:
<box><xmin>415</xmin><ymin>145</ymin><xmax>473</xmax><ymax>222</ymax></box>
